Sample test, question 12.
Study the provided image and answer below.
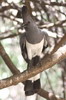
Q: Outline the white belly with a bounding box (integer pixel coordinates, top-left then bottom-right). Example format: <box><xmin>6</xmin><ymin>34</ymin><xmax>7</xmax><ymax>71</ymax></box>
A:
<box><xmin>26</xmin><ymin>38</ymin><xmax>44</xmax><ymax>60</ymax></box>
<box><xmin>26</xmin><ymin>38</ymin><xmax>44</xmax><ymax>92</ymax></box>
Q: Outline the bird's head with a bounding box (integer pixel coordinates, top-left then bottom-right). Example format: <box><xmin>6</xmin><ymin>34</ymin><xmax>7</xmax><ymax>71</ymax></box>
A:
<box><xmin>22</xmin><ymin>6</ymin><xmax>28</xmax><ymax>14</ymax></box>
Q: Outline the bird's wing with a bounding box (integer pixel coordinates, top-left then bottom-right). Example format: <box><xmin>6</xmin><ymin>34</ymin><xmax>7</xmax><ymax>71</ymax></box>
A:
<box><xmin>42</xmin><ymin>31</ymin><xmax>55</xmax><ymax>54</ymax></box>
<box><xmin>19</xmin><ymin>33</ymin><xmax>28</xmax><ymax>63</ymax></box>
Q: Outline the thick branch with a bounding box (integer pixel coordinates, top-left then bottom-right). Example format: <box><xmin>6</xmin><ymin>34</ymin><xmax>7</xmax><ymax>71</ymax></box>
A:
<box><xmin>0</xmin><ymin>1</ymin><xmax>66</xmax><ymax>100</ymax></box>
<box><xmin>0</xmin><ymin>45</ymin><xmax>66</xmax><ymax>88</ymax></box>
<box><xmin>0</xmin><ymin>34</ymin><xmax>66</xmax><ymax>99</ymax></box>
<box><xmin>0</xmin><ymin>35</ymin><xmax>66</xmax><ymax>100</ymax></box>
<box><xmin>0</xmin><ymin>43</ymin><xmax>20</xmax><ymax>74</ymax></box>
<box><xmin>0</xmin><ymin>43</ymin><xmax>59</xmax><ymax>100</ymax></box>
<box><xmin>0</xmin><ymin>33</ymin><xmax>66</xmax><ymax>79</ymax></box>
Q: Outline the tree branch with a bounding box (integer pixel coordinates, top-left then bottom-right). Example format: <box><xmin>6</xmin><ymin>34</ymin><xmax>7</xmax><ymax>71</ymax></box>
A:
<box><xmin>37</xmin><ymin>88</ymin><xmax>64</xmax><ymax>100</ymax></box>
<box><xmin>0</xmin><ymin>44</ymin><xmax>66</xmax><ymax>88</ymax></box>
<box><xmin>30</xmin><ymin>0</ymin><xmax>66</xmax><ymax>7</ymax></box>
<box><xmin>0</xmin><ymin>42</ymin><xmax>20</xmax><ymax>74</ymax></box>
<box><xmin>43</xmin><ymin>1</ymin><xmax>66</xmax><ymax>7</ymax></box>
<box><xmin>0</xmin><ymin>1</ymin><xmax>66</xmax><ymax>100</ymax></box>
<box><xmin>0</xmin><ymin>34</ymin><xmax>66</xmax><ymax>100</ymax></box>
<box><xmin>51</xmin><ymin>34</ymin><xmax>66</xmax><ymax>54</ymax></box>
<box><xmin>0</xmin><ymin>32</ymin><xmax>23</xmax><ymax>40</ymax></box>
<box><xmin>39</xmin><ymin>19</ymin><xmax>66</xmax><ymax>29</ymax></box>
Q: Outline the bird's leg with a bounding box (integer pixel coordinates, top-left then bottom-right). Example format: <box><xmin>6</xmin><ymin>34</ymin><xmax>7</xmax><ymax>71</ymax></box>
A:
<box><xmin>28</xmin><ymin>59</ymin><xmax>33</xmax><ymax>69</ymax></box>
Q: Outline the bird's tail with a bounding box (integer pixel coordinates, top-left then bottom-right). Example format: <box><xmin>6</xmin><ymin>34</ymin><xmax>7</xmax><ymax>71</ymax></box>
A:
<box><xmin>25</xmin><ymin>94</ymin><xmax>37</xmax><ymax>100</ymax></box>
<box><xmin>24</xmin><ymin>74</ymin><xmax>40</xmax><ymax>100</ymax></box>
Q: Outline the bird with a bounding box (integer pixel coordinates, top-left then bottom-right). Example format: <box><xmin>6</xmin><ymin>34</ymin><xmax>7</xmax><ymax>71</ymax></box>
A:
<box><xmin>19</xmin><ymin>5</ymin><xmax>57</xmax><ymax>100</ymax></box>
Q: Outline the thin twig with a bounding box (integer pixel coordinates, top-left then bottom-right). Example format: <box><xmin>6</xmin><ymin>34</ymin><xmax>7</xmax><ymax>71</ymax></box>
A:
<box><xmin>39</xmin><ymin>19</ymin><xmax>66</xmax><ymax>29</ymax></box>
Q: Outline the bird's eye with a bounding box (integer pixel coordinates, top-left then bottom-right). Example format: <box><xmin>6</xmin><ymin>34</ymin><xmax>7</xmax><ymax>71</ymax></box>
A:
<box><xmin>28</xmin><ymin>21</ymin><xmax>30</xmax><ymax>24</ymax></box>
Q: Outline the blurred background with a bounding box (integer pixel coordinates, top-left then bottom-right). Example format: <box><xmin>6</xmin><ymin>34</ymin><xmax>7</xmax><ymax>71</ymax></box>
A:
<box><xmin>0</xmin><ymin>0</ymin><xmax>66</xmax><ymax>100</ymax></box>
